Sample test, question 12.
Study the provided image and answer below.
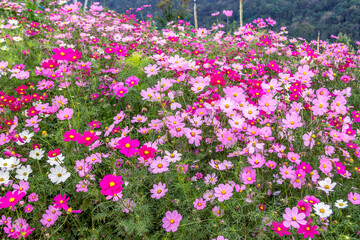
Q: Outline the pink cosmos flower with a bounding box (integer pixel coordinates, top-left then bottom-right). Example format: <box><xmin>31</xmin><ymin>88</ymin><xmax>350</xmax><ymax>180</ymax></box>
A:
<box><xmin>305</xmin><ymin>195</ymin><xmax>320</xmax><ymax>205</ymax></box>
<box><xmin>222</xmin><ymin>10</ymin><xmax>233</xmax><ymax>17</ymax></box>
<box><xmin>40</xmin><ymin>213</ymin><xmax>57</xmax><ymax>228</ymax></box>
<box><xmin>214</xmin><ymin>183</ymin><xmax>233</xmax><ymax>202</ymax></box>
<box><xmin>24</xmin><ymin>204</ymin><xmax>33</xmax><ymax>213</ymax></box>
<box><xmin>248</xmin><ymin>153</ymin><xmax>266</xmax><ymax>168</ymax></box>
<box><xmin>28</xmin><ymin>193</ymin><xmax>38</xmax><ymax>202</ymax></box>
<box><xmin>348</xmin><ymin>192</ymin><xmax>360</xmax><ymax>205</ymax></box>
<box><xmin>162</xmin><ymin>210</ymin><xmax>182</xmax><ymax>232</ymax></box>
<box><xmin>99</xmin><ymin>174</ymin><xmax>124</xmax><ymax>196</ymax></box>
<box><xmin>282</xmin><ymin>207</ymin><xmax>307</xmax><ymax>229</ymax></box>
<box><xmin>319</xmin><ymin>158</ymin><xmax>332</xmax><ymax>174</ymax></box>
<box><xmin>176</xmin><ymin>164</ymin><xmax>188</xmax><ymax>174</ymax></box>
<box><xmin>116</xmin><ymin>137</ymin><xmax>139</xmax><ymax>157</ymax></box>
<box><xmin>184</xmin><ymin>128</ymin><xmax>202</xmax><ymax>147</ymax></box>
<box><xmin>150</xmin><ymin>182</ymin><xmax>168</xmax><ymax>199</ymax></box>
<box><xmin>12</xmin><ymin>180</ymin><xmax>29</xmax><ymax>193</ymax></box>
<box><xmin>241</xmin><ymin>166</ymin><xmax>256</xmax><ymax>184</ymax></box>
<box><xmin>56</xmin><ymin>108</ymin><xmax>73</xmax><ymax>120</ymax></box>
<box><xmin>193</xmin><ymin>198</ymin><xmax>206</xmax><ymax>210</ymax></box>
<box><xmin>212</xmin><ymin>206</ymin><xmax>224</xmax><ymax>217</ymax></box>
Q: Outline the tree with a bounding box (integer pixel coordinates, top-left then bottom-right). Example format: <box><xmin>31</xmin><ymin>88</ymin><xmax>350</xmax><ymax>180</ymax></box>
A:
<box><xmin>156</xmin><ymin>0</ymin><xmax>190</xmax><ymax>28</ymax></box>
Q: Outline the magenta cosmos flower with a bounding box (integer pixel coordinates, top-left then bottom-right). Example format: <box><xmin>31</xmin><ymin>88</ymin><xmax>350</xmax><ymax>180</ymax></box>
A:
<box><xmin>270</xmin><ymin>221</ymin><xmax>290</xmax><ymax>237</ymax></box>
<box><xmin>297</xmin><ymin>219</ymin><xmax>319</xmax><ymax>238</ymax></box>
<box><xmin>63</xmin><ymin>129</ymin><xmax>81</xmax><ymax>142</ymax></box>
<box><xmin>113</xmin><ymin>83</ymin><xmax>128</xmax><ymax>97</ymax></box>
<box><xmin>99</xmin><ymin>174</ymin><xmax>124</xmax><ymax>196</ymax></box>
<box><xmin>138</xmin><ymin>145</ymin><xmax>156</xmax><ymax>160</ymax></box>
<box><xmin>0</xmin><ymin>190</ymin><xmax>26</xmax><ymax>209</ymax></box>
<box><xmin>214</xmin><ymin>183</ymin><xmax>233</xmax><ymax>202</ymax></box>
<box><xmin>282</xmin><ymin>207</ymin><xmax>307</xmax><ymax>229</ymax></box>
<box><xmin>125</xmin><ymin>76</ymin><xmax>139</xmax><ymax>88</ymax></box>
<box><xmin>116</xmin><ymin>137</ymin><xmax>139</xmax><ymax>157</ymax></box>
<box><xmin>52</xmin><ymin>194</ymin><xmax>69</xmax><ymax>209</ymax></box>
<box><xmin>162</xmin><ymin>210</ymin><xmax>182</xmax><ymax>232</ymax></box>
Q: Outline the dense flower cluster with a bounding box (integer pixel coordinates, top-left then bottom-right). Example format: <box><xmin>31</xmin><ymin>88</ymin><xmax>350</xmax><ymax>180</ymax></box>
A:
<box><xmin>0</xmin><ymin>0</ymin><xmax>359</xmax><ymax>239</ymax></box>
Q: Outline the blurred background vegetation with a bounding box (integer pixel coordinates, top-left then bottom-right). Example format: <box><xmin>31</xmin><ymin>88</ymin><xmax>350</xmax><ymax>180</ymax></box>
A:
<box><xmin>87</xmin><ymin>0</ymin><xmax>360</xmax><ymax>44</ymax></box>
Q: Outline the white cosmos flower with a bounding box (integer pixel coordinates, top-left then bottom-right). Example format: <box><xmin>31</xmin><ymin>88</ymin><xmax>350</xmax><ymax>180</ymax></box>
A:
<box><xmin>8</xmin><ymin>19</ymin><xmax>19</xmax><ymax>25</ymax></box>
<box><xmin>0</xmin><ymin>157</ymin><xmax>19</xmax><ymax>170</ymax></box>
<box><xmin>58</xmin><ymin>0</ymin><xmax>67</xmax><ymax>5</ymax></box>
<box><xmin>15</xmin><ymin>165</ymin><xmax>32</xmax><ymax>181</ymax></box>
<box><xmin>48</xmin><ymin>166</ymin><xmax>70</xmax><ymax>184</ymax></box>
<box><xmin>47</xmin><ymin>154</ymin><xmax>65</xmax><ymax>166</ymax></box>
<box><xmin>13</xmin><ymin>36</ymin><xmax>22</xmax><ymax>41</ymax></box>
<box><xmin>0</xmin><ymin>170</ymin><xmax>10</xmax><ymax>185</ymax></box>
<box><xmin>17</xmin><ymin>130</ymin><xmax>34</xmax><ymax>145</ymax></box>
<box><xmin>29</xmin><ymin>148</ymin><xmax>45</xmax><ymax>160</ymax></box>
<box><xmin>313</xmin><ymin>202</ymin><xmax>333</xmax><ymax>218</ymax></box>
<box><xmin>1</xmin><ymin>46</ymin><xmax>8</xmax><ymax>51</ymax></box>
<box><xmin>334</xmin><ymin>199</ymin><xmax>348</xmax><ymax>209</ymax></box>
<box><xmin>317</xmin><ymin>177</ymin><xmax>336</xmax><ymax>195</ymax></box>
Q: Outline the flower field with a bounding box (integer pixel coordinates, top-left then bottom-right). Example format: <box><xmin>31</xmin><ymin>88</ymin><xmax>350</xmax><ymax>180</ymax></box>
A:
<box><xmin>0</xmin><ymin>0</ymin><xmax>360</xmax><ymax>239</ymax></box>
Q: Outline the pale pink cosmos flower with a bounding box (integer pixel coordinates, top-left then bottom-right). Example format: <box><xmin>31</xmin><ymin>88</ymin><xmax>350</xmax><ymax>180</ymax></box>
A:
<box><xmin>283</xmin><ymin>112</ymin><xmax>303</xmax><ymax>129</ymax></box>
<box><xmin>164</xmin><ymin>150</ymin><xmax>182</xmax><ymax>162</ymax></box>
<box><xmin>282</xmin><ymin>207</ymin><xmax>306</xmax><ymax>229</ymax></box>
<box><xmin>302</xmin><ymin>132</ymin><xmax>315</xmax><ymax>149</ymax></box>
<box><xmin>25</xmin><ymin>116</ymin><xmax>41</xmax><ymax>129</ymax></box>
<box><xmin>144</xmin><ymin>64</ymin><xmax>160</xmax><ymax>77</ymax></box>
<box><xmin>204</xmin><ymin>173</ymin><xmax>217</xmax><ymax>185</ymax></box>
<box><xmin>149</xmin><ymin>157</ymin><xmax>169</xmax><ymax>174</ymax></box>
<box><xmin>242</xmin><ymin>105</ymin><xmax>259</xmax><ymax>119</ymax></box>
<box><xmin>331</xmin><ymin>96</ymin><xmax>347</xmax><ymax>114</ymax></box>
<box><xmin>56</xmin><ymin>108</ymin><xmax>73</xmax><ymax>120</ymax></box>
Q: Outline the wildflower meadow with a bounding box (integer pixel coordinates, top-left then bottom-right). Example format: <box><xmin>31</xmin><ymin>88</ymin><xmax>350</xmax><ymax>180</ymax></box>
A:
<box><xmin>0</xmin><ymin>0</ymin><xmax>360</xmax><ymax>239</ymax></box>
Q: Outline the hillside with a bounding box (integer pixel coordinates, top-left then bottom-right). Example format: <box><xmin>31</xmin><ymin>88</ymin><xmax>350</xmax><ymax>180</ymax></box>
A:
<box><xmin>98</xmin><ymin>0</ymin><xmax>360</xmax><ymax>42</ymax></box>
